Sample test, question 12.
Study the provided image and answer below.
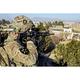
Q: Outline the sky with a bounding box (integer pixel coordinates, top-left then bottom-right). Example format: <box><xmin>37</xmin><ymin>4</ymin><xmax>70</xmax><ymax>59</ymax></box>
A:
<box><xmin>0</xmin><ymin>13</ymin><xmax>80</xmax><ymax>21</ymax></box>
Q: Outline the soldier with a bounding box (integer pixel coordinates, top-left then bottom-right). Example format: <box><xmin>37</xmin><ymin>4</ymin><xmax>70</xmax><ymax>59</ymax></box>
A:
<box><xmin>0</xmin><ymin>16</ymin><xmax>38</xmax><ymax>66</ymax></box>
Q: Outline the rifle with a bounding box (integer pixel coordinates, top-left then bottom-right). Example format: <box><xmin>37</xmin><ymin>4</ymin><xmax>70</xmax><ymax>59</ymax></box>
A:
<box><xmin>18</xmin><ymin>27</ymin><xmax>54</xmax><ymax>46</ymax></box>
<box><xmin>18</xmin><ymin>27</ymin><xmax>54</xmax><ymax>54</ymax></box>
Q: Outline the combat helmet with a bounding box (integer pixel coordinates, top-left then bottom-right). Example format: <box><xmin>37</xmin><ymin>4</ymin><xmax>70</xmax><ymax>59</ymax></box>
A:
<box><xmin>11</xmin><ymin>15</ymin><xmax>34</xmax><ymax>32</ymax></box>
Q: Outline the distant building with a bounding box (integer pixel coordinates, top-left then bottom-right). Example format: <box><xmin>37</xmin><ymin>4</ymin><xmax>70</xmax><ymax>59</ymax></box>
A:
<box><xmin>49</xmin><ymin>23</ymin><xmax>80</xmax><ymax>41</ymax></box>
<box><xmin>49</xmin><ymin>27</ymin><xmax>63</xmax><ymax>34</ymax></box>
<box><xmin>64</xmin><ymin>24</ymin><xmax>72</xmax><ymax>33</ymax></box>
<box><xmin>64</xmin><ymin>28</ymin><xmax>72</xmax><ymax>33</ymax></box>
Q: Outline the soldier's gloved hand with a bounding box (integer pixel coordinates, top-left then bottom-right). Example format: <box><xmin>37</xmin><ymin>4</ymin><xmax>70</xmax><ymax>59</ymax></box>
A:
<box><xmin>27</xmin><ymin>37</ymin><xmax>36</xmax><ymax>45</ymax></box>
<box><xmin>27</xmin><ymin>37</ymin><xmax>32</xmax><ymax>41</ymax></box>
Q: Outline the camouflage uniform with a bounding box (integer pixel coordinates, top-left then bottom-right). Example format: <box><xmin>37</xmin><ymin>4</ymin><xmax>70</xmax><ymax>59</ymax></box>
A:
<box><xmin>0</xmin><ymin>16</ymin><xmax>38</xmax><ymax>66</ymax></box>
<box><xmin>3</xmin><ymin>40</ymin><xmax>38</xmax><ymax>66</ymax></box>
